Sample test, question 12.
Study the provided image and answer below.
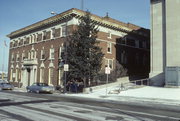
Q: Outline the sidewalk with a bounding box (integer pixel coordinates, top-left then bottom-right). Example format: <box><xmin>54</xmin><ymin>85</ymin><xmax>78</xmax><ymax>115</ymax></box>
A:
<box><xmin>68</xmin><ymin>86</ymin><xmax>180</xmax><ymax>106</ymax></box>
<box><xmin>13</xmin><ymin>87</ymin><xmax>27</xmax><ymax>92</ymax></box>
<box><xmin>13</xmin><ymin>85</ymin><xmax>180</xmax><ymax>106</ymax></box>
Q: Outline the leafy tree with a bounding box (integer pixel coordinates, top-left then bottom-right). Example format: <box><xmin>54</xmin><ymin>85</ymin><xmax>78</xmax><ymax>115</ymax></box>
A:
<box><xmin>66</xmin><ymin>11</ymin><xmax>104</xmax><ymax>87</ymax></box>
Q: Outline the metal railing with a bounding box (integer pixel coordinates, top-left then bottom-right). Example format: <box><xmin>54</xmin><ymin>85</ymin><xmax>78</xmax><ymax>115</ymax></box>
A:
<box><xmin>119</xmin><ymin>78</ymin><xmax>150</xmax><ymax>91</ymax></box>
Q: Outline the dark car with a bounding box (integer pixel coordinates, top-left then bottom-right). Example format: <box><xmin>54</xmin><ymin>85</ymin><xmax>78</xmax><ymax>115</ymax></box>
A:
<box><xmin>0</xmin><ymin>82</ymin><xmax>14</xmax><ymax>90</ymax></box>
<box><xmin>26</xmin><ymin>83</ymin><xmax>55</xmax><ymax>94</ymax></box>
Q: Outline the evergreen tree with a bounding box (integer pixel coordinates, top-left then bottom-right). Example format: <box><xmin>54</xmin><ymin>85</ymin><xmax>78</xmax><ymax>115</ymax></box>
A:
<box><xmin>67</xmin><ymin>11</ymin><xmax>104</xmax><ymax>87</ymax></box>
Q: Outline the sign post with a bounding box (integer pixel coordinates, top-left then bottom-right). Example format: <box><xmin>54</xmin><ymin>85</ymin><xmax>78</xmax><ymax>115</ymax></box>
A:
<box><xmin>105</xmin><ymin>67</ymin><xmax>111</xmax><ymax>96</ymax></box>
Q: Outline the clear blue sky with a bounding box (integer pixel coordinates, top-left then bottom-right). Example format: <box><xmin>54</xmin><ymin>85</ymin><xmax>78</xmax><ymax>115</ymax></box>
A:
<box><xmin>0</xmin><ymin>0</ymin><xmax>150</xmax><ymax>72</ymax></box>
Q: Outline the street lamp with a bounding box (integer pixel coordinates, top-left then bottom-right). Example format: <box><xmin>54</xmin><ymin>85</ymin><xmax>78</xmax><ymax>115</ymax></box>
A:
<box><xmin>51</xmin><ymin>11</ymin><xmax>57</xmax><ymax>15</ymax></box>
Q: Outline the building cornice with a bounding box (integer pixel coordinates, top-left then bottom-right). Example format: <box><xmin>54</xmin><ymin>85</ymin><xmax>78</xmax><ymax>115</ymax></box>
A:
<box><xmin>7</xmin><ymin>8</ymin><xmax>144</xmax><ymax>38</ymax></box>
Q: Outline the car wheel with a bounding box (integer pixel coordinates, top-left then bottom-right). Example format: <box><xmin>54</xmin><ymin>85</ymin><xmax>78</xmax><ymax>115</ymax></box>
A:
<box><xmin>27</xmin><ymin>89</ymin><xmax>31</xmax><ymax>93</ymax></box>
<box><xmin>36</xmin><ymin>90</ymin><xmax>39</xmax><ymax>94</ymax></box>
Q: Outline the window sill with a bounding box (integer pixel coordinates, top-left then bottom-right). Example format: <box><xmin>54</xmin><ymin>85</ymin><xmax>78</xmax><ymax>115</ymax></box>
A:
<box><xmin>49</xmin><ymin>58</ymin><xmax>55</xmax><ymax>61</ymax></box>
<box><xmin>107</xmin><ymin>52</ymin><xmax>112</xmax><ymax>54</ymax></box>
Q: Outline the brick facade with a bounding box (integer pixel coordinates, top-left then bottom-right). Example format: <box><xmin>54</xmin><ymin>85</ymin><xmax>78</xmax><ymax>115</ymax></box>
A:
<box><xmin>7</xmin><ymin>8</ymin><xmax>150</xmax><ymax>87</ymax></box>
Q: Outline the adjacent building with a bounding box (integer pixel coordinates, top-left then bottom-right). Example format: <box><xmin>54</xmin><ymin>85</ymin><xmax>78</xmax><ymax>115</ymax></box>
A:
<box><xmin>7</xmin><ymin>8</ymin><xmax>150</xmax><ymax>87</ymax></box>
<box><xmin>150</xmin><ymin>0</ymin><xmax>180</xmax><ymax>86</ymax></box>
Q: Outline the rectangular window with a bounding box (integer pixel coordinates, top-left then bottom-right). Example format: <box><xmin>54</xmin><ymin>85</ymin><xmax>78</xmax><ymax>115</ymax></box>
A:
<box><xmin>61</xmin><ymin>25</ymin><xmax>67</xmax><ymax>37</ymax></box>
<box><xmin>142</xmin><ymin>41</ymin><xmax>147</xmax><ymax>48</ymax></box>
<box><xmin>18</xmin><ymin>69</ymin><xmax>21</xmax><ymax>80</ymax></box>
<box><xmin>16</xmin><ymin>54</ymin><xmax>20</xmax><ymax>62</ymax></box>
<box><xmin>55</xmin><ymin>28</ymin><xmax>61</xmax><ymax>37</ymax></box>
<box><xmin>10</xmin><ymin>69</ymin><xmax>13</xmax><ymax>81</ymax></box>
<box><xmin>107</xmin><ymin>42</ymin><xmax>112</xmax><ymax>53</ymax></box>
<box><xmin>28</xmin><ymin>51</ymin><xmax>31</xmax><ymax>59</ymax></box>
<box><xmin>43</xmin><ymin>31</ymin><xmax>47</xmax><ymax>40</ymax></box>
<box><xmin>121</xmin><ymin>37</ymin><xmax>127</xmax><ymax>44</ymax></box>
<box><xmin>121</xmin><ymin>51</ymin><xmax>127</xmax><ymax>64</ymax></box>
<box><xmin>33</xmin><ymin>34</ymin><xmax>36</xmax><ymax>43</ymax></box>
<box><xmin>59</xmin><ymin>46</ymin><xmax>65</xmax><ymax>59</ymax></box>
<box><xmin>48</xmin><ymin>68</ymin><xmax>53</xmax><ymax>85</ymax></box>
<box><xmin>15</xmin><ymin>68</ymin><xmax>18</xmax><ymax>82</ymax></box>
<box><xmin>37</xmin><ymin>33</ymin><xmax>42</xmax><ymax>42</ymax></box>
<box><xmin>26</xmin><ymin>37</ymin><xmax>30</xmax><ymax>44</ymax></box>
<box><xmin>20</xmin><ymin>39</ymin><xmax>23</xmax><ymax>46</ymax></box>
<box><xmin>22</xmin><ymin>53</ymin><xmax>25</xmax><ymax>61</ymax></box>
<box><xmin>135</xmin><ymin>40</ymin><xmax>139</xmax><ymax>48</ymax></box>
<box><xmin>31</xmin><ymin>51</ymin><xmax>34</xmax><ymax>59</ymax></box>
<box><xmin>50</xmin><ymin>48</ymin><xmax>55</xmax><ymax>59</ymax></box>
<box><xmin>40</xmin><ymin>68</ymin><xmax>44</xmax><ymax>83</ymax></box>
<box><xmin>105</xmin><ymin>59</ymin><xmax>113</xmax><ymax>69</ymax></box>
<box><xmin>41</xmin><ymin>50</ymin><xmax>45</xmax><ymax>60</ymax></box>
<box><xmin>51</xmin><ymin>28</ymin><xmax>55</xmax><ymax>39</ymax></box>
<box><xmin>11</xmin><ymin>54</ymin><xmax>15</xmax><ymax>62</ymax></box>
<box><xmin>46</xmin><ymin>31</ymin><xmax>51</xmax><ymax>40</ymax></box>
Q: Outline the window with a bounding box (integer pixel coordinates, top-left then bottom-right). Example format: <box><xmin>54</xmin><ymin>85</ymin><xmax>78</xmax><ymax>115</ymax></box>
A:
<box><xmin>107</xmin><ymin>42</ymin><xmax>112</xmax><ymax>53</ymax></box>
<box><xmin>142</xmin><ymin>41</ymin><xmax>147</xmax><ymax>48</ymax></box>
<box><xmin>26</xmin><ymin>37</ymin><xmax>30</xmax><ymax>44</ymax></box>
<box><xmin>50</xmin><ymin>48</ymin><xmax>55</xmax><ymax>59</ymax></box>
<box><xmin>22</xmin><ymin>52</ymin><xmax>25</xmax><ymax>61</ymax></box>
<box><xmin>121</xmin><ymin>37</ymin><xmax>127</xmax><ymax>44</ymax></box>
<box><xmin>55</xmin><ymin>28</ymin><xmax>61</xmax><ymax>37</ymax></box>
<box><xmin>51</xmin><ymin>28</ymin><xmax>55</xmax><ymax>39</ymax></box>
<box><xmin>40</xmin><ymin>68</ymin><xmax>44</xmax><ymax>83</ymax></box>
<box><xmin>107</xmin><ymin>31</ymin><xmax>112</xmax><ymax>39</ymax></box>
<box><xmin>16</xmin><ymin>54</ymin><xmax>20</xmax><ymax>62</ymax></box>
<box><xmin>28</xmin><ymin>51</ymin><xmax>31</xmax><ymax>59</ymax></box>
<box><xmin>15</xmin><ymin>68</ymin><xmax>18</xmax><ymax>82</ymax></box>
<box><xmin>43</xmin><ymin>31</ymin><xmax>47</xmax><ymax>40</ymax></box>
<box><xmin>41</xmin><ymin>50</ymin><xmax>45</xmax><ymax>60</ymax></box>
<box><xmin>23</xmin><ymin>37</ymin><xmax>26</xmax><ymax>45</ymax></box>
<box><xmin>31</xmin><ymin>51</ymin><xmax>35</xmax><ymax>59</ymax></box>
<box><xmin>48</xmin><ymin>68</ymin><xmax>54</xmax><ymax>85</ymax></box>
<box><xmin>61</xmin><ymin>25</ymin><xmax>67</xmax><ymax>37</ymax></box>
<box><xmin>33</xmin><ymin>34</ymin><xmax>37</xmax><ymax>43</ymax></box>
<box><xmin>18</xmin><ymin>69</ymin><xmax>21</xmax><ymax>80</ymax></box>
<box><xmin>59</xmin><ymin>46</ymin><xmax>65</xmax><ymax>59</ymax></box>
<box><xmin>11</xmin><ymin>54</ymin><xmax>15</xmax><ymax>62</ymax></box>
<box><xmin>135</xmin><ymin>40</ymin><xmax>139</xmax><ymax>48</ymax></box>
<box><xmin>46</xmin><ymin>31</ymin><xmax>51</xmax><ymax>40</ymax></box>
<box><xmin>30</xmin><ymin>35</ymin><xmax>33</xmax><ymax>44</ymax></box>
<box><xmin>121</xmin><ymin>51</ymin><xmax>127</xmax><ymax>64</ymax></box>
<box><xmin>37</xmin><ymin>33</ymin><xmax>42</xmax><ymax>42</ymax></box>
<box><xmin>105</xmin><ymin>59</ymin><xmax>113</xmax><ymax>69</ymax></box>
<box><xmin>10</xmin><ymin>69</ymin><xmax>13</xmax><ymax>81</ymax></box>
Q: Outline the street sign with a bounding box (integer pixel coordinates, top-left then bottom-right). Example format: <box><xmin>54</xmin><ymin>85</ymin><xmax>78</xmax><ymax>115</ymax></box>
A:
<box><xmin>105</xmin><ymin>67</ymin><xmax>111</xmax><ymax>74</ymax></box>
<box><xmin>64</xmin><ymin>64</ymin><xmax>69</xmax><ymax>71</ymax></box>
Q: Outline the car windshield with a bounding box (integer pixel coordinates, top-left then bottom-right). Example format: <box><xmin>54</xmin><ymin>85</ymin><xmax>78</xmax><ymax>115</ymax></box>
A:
<box><xmin>1</xmin><ymin>83</ymin><xmax>11</xmax><ymax>85</ymax></box>
<box><xmin>39</xmin><ymin>83</ymin><xmax>48</xmax><ymax>86</ymax></box>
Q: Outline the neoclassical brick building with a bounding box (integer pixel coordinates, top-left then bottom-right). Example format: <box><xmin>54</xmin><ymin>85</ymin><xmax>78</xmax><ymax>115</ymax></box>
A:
<box><xmin>7</xmin><ymin>8</ymin><xmax>150</xmax><ymax>87</ymax></box>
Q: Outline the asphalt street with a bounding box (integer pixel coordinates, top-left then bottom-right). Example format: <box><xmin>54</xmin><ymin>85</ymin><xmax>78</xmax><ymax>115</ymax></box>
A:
<box><xmin>0</xmin><ymin>90</ymin><xmax>180</xmax><ymax>121</ymax></box>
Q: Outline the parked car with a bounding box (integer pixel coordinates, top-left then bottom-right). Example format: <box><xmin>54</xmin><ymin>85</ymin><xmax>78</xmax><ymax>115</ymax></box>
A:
<box><xmin>0</xmin><ymin>82</ymin><xmax>14</xmax><ymax>90</ymax></box>
<box><xmin>26</xmin><ymin>83</ymin><xmax>55</xmax><ymax>94</ymax></box>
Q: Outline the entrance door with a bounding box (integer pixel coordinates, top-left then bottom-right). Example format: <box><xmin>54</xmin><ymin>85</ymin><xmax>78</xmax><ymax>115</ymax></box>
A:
<box><xmin>27</xmin><ymin>68</ymin><xmax>31</xmax><ymax>86</ymax></box>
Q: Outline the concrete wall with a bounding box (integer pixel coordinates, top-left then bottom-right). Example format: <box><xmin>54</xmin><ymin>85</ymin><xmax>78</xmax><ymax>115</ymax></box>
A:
<box><xmin>83</xmin><ymin>77</ymin><xmax>129</xmax><ymax>93</ymax></box>
<box><xmin>166</xmin><ymin>0</ymin><xmax>180</xmax><ymax>67</ymax></box>
<box><xmin>150</xmin><ymin>0</ymin><xmax>180</xmax><ymax>86</ymax></box>
<box><xmin>150</xmin><ymin>0</ymin><xmax>165</xmax><ymax>86</ymax></box>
